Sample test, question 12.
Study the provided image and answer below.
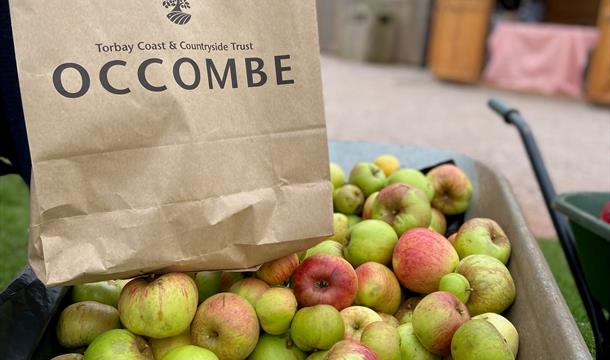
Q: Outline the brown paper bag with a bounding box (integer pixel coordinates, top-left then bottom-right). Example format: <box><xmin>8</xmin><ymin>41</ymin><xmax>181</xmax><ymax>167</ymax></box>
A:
<box><xmin>9</xmin><ymin>0</ymin><xmax>332</xmax><ymax>286</ymax></box>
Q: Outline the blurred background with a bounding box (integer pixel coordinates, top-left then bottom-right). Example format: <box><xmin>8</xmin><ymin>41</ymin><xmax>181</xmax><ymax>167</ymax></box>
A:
<box><xmin>316</xmin><ymin>0</ymin><xmax>609</xmax><ymax>239</ymax></box>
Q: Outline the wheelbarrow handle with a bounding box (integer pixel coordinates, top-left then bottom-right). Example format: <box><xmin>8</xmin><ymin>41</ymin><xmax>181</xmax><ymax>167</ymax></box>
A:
<box><xmin>488</xmin><ymin>97</ymin><xmax>608</xmax><ymax>359</ymax></box>
<box><xmin>488</xmin><ymin>98</ymin><xmax>518</xmax><ymax>122</ymax></box>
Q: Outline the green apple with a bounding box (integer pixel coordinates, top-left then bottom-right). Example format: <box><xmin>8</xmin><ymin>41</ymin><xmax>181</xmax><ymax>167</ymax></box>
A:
<box><xmin>371</xmin><ymin>184</ymin><xmax>431</xmax><ymax>236</ymax></box>
<box><xmin>229</xmin><ymin>277</ymin><xmax>270</xmax><ymax>307</ymax></box>
<box><xmin>334</xmin><ymin>184</ymin><xmax>365</xmax><ymax>215</ymax></box>
<box><xmin>340</xmin><ymin>306</ymin><xmax>382</xmax><ymax>341</ymax></box>
<box><xmin>344</xmin><ymin>220</ymin><xmax>398</xmax><ymax>267</ymax></box>
<box><xmin>438</xmin><ymin>273</ymin><xmax>471</xmax><ymax>303</ymax></box>
<box><xmin>387</xmin><ymin>168</ymin><xmax>435</xmax><ymax>202</ymax></box>
<box><xmin>194</xmin><ymin>271</ymin><xmax>222</xmax><ymax>303</ymax></box>
<box><xmin>83</xmin><ymin>329</ymin><xmax>153</xmax><ymax>360</ymax></box>
<box><xmin>453</xmin><ymin>218</ymin><xmax>511</xmax><ymax>264</ymax></box>
<box><xmin>360</xmin><ymin>321</ymin><xmax>401</xmax><ymax>360</ymax></box>
<box><xmin>255</xmin><ymin>287</ymin><xmax>297</xmax><ymax>335</ymax></box>
<box><xmin>72</xmin><ymin>280</ymin><xmax>130</xmax><ymax>308</ymax></box>
<box><xmin>248</xmin><ymin>333</ymin><xmax>307</xmax><ymax>360</ymax></box>
<box><xmin>57</xmin><ymin>301</ymin><xmax>120</xmax><ymax>348</ymax></box>
<box><xmin>412</xmin><ymin>292</ymin><xmax>470</xmax><ymax>356</ymax></box>
<box><xmin>290</xmin><ymin>305</ymin><xmax>344</xmax><ymax>352</ymax></box>
<box><xmin>51</xmin><ymin>354</ymin><xmax>84</xmax><ymax>360</ymax></box>
<box><xmin>305</xmin><ymin>351</ymin><xmax>328</xmax><ymax>360</ymax></box>
<box><xmin>378</xmin><ymin>312</ymin><xmax>399</xmax><ymax>327</ymax></box>
<box><xmin>455</xmin><ymin>255</ymin><xmax>516</xmax><ymax>316</ymax></box>
<box><xmin>429</xmin><ymin>208</ymin><xmax>447</xmax><ymax>235</ymax></box>
<box><xmin>394</xmin><ymin>296</ymin><xmax>421</xmax><ymax>324</ymax></box>
<box><xmin>150</xmin><ymin>329</ymin><xmax>191</xmax><ymax>360</ymax></box>
<box><xmin>362</xmin><ymin>192</ymin><xmax>379</xmax><ymax>219</ymax></box>
<box><xmin>346</xmin><ymin>214</ymin><xmax>363</xmax><ymax>228</ymax></box>
<box><xmin>355</xmin><ymin>262</ymin><xmax>401</xmax><ymax>314</ymax></box>
<box><xmin>349</xmin><ymin>162</ymin><xmax>387</xmax><ymax>197</ymax></box>
<box><xmin>330</xmin><ymin>162</ymin><xmax>345</xmax><ymax>189</ymax></box>
<box><xmin>161</xmin><ymin>345</ymin><xmax>217</xmax><ymax>360</ymax></box>
<box><xmin>118</xmin><ymin>273</ymin><xmax>198</xmax><ymax>339</ymax></box>
<box><xmin>161</xmin><ymin>345</ymin><xmax>218</xmax><ymax>360</ymax></box>
<box><xmin>328</xmin><ymin>213</ymin><xmax>350</xmax><ymax>244</ymax></box>
<box><xmin>191</xmin><ymin>293</ymin><xmax>259</xmax><ymax>360</ymax></box>
<box><xmin>450</xmin><ymin>319</ymin><xmax>513</xmax><ymax>360</ymax></box>
<box><xmin>397</xmin><ymin>323</ymin><xmax>440</xmax><ymax>360</ymax></box>
<box><xmin>304</xmin><ymin>240</ymin><xmax>344</xmax><ymax>259</ymax></box>
<box><xmin>426</xmin><ymin>164</ymin><xmax>472</xmax><ymax>215</ymax></box>
<box><xmin>472</xmin><ymin>313</ymin><xmax>519</xmax><ymax>357</ymax></box>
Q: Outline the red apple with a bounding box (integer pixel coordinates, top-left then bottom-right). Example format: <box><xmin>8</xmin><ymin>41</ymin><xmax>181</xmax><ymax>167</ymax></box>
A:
<box><xmin>292</xmin><ymin>255</ymin><xmax>358</xmax><ymax>311</ymax></box>
<box><xmin>191</xmin><ymin>293</ymin><xmax>259</xmax><ymax>360</ymax></box>
<box><xmin>355</xmin><ymin>262</ymin><xmax>401</xmax><ymax>314</ymax></box>
<box><xmin>392</xmin><ymin>228</ymin><xmax>459</xmax><ymax>294</ymax></box>
<box><xmin>426</xmin><ymin>164</ymin><xmax>472</xmax><ymax>215</ymax></box>
<box><xmin>362</xmin><ymin>192</ymin><xmax>379</xmax><ymax>220</ymax></box>
<box><xmin>412</xmin><ymin>291</ymin><xmax>470</xmax><ymax>356</ymax></box>
<box><xmin>256</xmin><ymin>253</ymin><xmax>300</xmax><ymax>286</ymax></box>
<box><xmin>371</xmin><ymin>183</ymin><xmax>431</xmax><ymax>236</ymax></box>
<box><xmin>325</xmin><ymin>340</ymin><xmax>378</xmax><ymax>360</ymax></box>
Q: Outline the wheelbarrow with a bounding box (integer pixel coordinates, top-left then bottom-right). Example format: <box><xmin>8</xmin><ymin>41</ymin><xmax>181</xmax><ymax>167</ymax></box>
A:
<box><xmin>488</xmin><ymin>98</ymin><xmax>610</xmax><ymax>359</ymax></box>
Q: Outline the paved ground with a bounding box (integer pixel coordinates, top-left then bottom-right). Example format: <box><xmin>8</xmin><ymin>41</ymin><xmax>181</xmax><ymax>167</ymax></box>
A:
<box><xmin>321</xmin><ymin>55</ymin><xmax>610</xmax><ymax>238</ymax></box>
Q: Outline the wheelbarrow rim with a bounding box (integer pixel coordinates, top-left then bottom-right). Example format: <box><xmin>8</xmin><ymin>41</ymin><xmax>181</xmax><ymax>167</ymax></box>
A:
<box><xmin>554</xmin><ymin>192</ymin><xmax>610</xmax><ymax>242</ymax></box>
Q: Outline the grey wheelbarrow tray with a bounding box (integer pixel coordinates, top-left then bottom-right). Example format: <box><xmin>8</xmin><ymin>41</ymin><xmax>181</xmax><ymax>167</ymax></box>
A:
<box><xmin>0</xmin><ymin>141</ymin><xmax>590</xmax><ymax>359</ymax></box>
<box><xmin>330</xmin><ymin>141</ymin><xmax>590</xmax><ymax>359</ymax></box>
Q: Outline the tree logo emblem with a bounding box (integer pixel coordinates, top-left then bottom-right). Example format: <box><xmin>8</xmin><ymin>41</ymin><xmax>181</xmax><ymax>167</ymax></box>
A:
<box><xmin>162</xmin><ymin>0</ymin><xmax>192</xmax><ymax>25</ymax></box>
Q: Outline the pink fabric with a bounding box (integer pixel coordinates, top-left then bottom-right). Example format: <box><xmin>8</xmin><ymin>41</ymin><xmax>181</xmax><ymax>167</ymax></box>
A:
<box><xmin>484</xmin><ymin>22</ymin><xmax>599</xmax><ymax>97</ymax></box>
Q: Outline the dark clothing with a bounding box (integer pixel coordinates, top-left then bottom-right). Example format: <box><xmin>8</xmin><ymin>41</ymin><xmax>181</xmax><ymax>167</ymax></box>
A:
<box><xmin>0</xmin><ymin>0</ymin><xmax>31</xmax><ymax>185</ymax></box>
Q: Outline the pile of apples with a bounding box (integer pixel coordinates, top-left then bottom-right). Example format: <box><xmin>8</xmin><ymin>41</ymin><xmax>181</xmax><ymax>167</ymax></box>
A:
<box><xmin>51</xmin><ymin>155</ymin><xmax>519</xmax><ymax>360</ymax></box>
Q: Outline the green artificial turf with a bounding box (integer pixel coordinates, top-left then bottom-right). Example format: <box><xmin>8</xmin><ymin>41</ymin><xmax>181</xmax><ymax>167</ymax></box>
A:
<box><xmin>538</xmin><ymin>239</ymin><xmax>595</xmax><ymax>356</ymax></box>
<box><xmin>0</xmin><ymin>174</ymin><xmax>29</xmax><ymax>289</ymax></box>
<box><xmin>0</xmin><ymin>176</ymin><xmax>597</xmax><ymax>355</ymax></box>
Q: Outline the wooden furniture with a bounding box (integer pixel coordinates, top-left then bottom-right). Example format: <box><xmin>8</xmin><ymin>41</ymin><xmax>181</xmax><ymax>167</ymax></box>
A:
<box><xmin>427</xmin><ymin>0</ymin><xmax>493</xmax><ymax>83</ymax></box>
<box><xmin>545</xmin><ymin>0</ymin><xmax>600</xmax><ymax>26</ymax></box>
<box><xmin>586</xmin><ymin>0</ymin><xmax>610</xmax><ymax>105</ymax></box>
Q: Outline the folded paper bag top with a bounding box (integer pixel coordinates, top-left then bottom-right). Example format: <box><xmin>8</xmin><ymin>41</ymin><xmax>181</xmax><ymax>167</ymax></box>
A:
<box><xmin>9</xmin><ymin>0</ymin><xmax>332</xmax><ymax>286</ymax></box>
